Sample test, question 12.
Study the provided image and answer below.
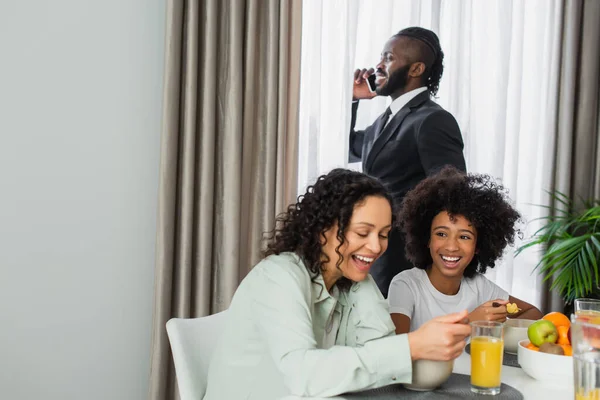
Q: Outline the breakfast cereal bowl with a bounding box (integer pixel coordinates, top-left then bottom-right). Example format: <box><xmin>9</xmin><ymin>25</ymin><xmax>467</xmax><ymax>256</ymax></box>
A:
<box><xmin>517</xmin><ymin>340</ymin><xmax>573</xmax><ymax>385</ymax></box>
<box><xmin>504</xmin><ymin>319</ymin><xmax>536</xmax><ymax>354</ymax></box>
<box><xmin>404</xmin><ymin>359</ymin><xmax>454</xmax><ymax>391</ymax></box>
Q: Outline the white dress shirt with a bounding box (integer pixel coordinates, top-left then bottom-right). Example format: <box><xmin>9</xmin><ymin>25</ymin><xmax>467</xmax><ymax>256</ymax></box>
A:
<box><xmin>203</xmin><ymin>252</ymin><xmax>413</xmax><ymax>399</ymax></box>
<box><xmin>383</xmin><ymin>86</ymin><xmax>428</xmax><ymax>128</ymax></box>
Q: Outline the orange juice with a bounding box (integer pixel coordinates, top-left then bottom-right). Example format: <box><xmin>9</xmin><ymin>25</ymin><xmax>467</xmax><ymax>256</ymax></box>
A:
<box><xmin>471</xmin><ymin>336</ymin><xmax>504</xmax><ymax>388</ymax></box>
<box><xmin>576</xmin><ymin>310</ymin><xmax>600</xmax><ymax>324</ymax></box>
<box><xmin>577</xmin><ymin>388</ymin><xmax>600</xmax><ymax>400</ymax></box>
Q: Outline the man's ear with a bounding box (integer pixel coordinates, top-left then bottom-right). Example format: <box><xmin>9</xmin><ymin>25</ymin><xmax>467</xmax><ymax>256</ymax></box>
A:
<box><xmin>409</xmin><ymin>62</ymin><xmax>426</xmax><ymax>78</ymax></box>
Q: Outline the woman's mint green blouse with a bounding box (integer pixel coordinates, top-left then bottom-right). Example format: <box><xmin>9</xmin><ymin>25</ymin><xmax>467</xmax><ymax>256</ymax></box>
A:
<box><xmin>203</xmin><ymin>253</ymin><xmax>413</xmax><ymax>399</ymax></box>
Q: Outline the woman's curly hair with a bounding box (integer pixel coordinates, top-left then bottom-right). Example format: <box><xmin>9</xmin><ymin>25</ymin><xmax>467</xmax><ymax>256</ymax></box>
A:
<box><xmin>400</xmin><ymin>165</ymin><xmax>522</xmax><ymax>278</ymax></box>
<box><xmin>264</xmin><ymin>168</ymin><xmax>396</xmax><ymax>290</ymax></box>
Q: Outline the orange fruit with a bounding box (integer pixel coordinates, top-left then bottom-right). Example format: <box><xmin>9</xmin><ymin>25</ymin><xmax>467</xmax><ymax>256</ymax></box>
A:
<box><xmin>543</xmin><ymin>312</ymin><xmax>571</xmax><ymax>329</ymax></box>
<box><xmin>526</xmin><ymin>342</ymin><xmax>539</xmax><ymax>351</ymax></box>
<box><xmin>557</xmin><ymin>325</ymin><xmax>570</xmax><ymax>345</ymax></box>
<box><xmin>558</xmin><ymin>344</ymin><xmax>573</xmax><ymax>356</ymax></box>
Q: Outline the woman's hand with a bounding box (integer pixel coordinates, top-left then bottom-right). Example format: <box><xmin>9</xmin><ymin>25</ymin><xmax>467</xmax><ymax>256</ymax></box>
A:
<box><xmin>469</xmin><ymin>299</ymin><xmax>508</xmax><ymax>323</ymax></box>
<box><xmin>407</xmin><ymin>310</ymin><xmax>471</xmax><ymax>361</ymax></box>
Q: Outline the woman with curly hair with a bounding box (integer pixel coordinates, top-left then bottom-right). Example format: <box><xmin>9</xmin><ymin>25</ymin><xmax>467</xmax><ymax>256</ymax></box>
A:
<box><xmin>204</xmin><ymin>168</ymin><xmax>471</xmax><ymax>400</ymax></box>
<box><xmin>388</xmin><ymin>166</ymin><xmax>542</xmax><ymax>334</ymax></box>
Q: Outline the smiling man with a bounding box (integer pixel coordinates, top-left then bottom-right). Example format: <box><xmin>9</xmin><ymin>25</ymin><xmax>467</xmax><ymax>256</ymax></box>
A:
<box><xmin>349</xmin><ymin>26</ymin><xmax>466</xmax><ymax>297</ymax></box>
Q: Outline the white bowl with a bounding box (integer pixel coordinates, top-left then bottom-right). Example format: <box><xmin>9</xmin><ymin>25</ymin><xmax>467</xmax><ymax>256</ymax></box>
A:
<box><xmin>404</xmin><ymin>359</ymin><xmax>454</xmax><ymax>391</ymax></box>
<box><xmin>517</xmin><ymin>340</ymin><xmax>573</xmax><ymax>385</ymax></box>
<box><xmin>504</xmin><ymin>319</ymin><xmax>536</xmax><ymax>354</ymax></box>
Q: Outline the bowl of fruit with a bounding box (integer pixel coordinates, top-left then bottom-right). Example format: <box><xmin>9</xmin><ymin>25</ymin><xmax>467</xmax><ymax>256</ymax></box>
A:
<box><xmin>517</xmin><ymin>312</ymin><xmax>573</xmax><ymax>385</ymax></box>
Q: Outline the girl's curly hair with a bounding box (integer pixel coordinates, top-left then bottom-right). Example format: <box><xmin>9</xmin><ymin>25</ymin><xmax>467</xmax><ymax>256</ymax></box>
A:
<box><xmin>264</xmin><ymin>168</ymin><xmax>396</xmax><ymax>290</ymax></box>
<box><xmin>400</xmin><ymin>165</ymin><xmax>522</xmax><ymax>278</ymax></box>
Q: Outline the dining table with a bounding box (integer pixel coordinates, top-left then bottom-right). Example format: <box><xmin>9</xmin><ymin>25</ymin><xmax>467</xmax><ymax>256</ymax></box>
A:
<box><xmin>279</xmin><ymin>350</ymin><xmax>574</xmax><ymax>399</ymax></box>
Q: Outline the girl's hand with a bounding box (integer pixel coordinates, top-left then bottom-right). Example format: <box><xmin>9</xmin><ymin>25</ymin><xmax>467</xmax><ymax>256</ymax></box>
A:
<box><xmin>468</xmin><ymin>299</ymin><xmax>508</xmax><ymax>323</ymax></box>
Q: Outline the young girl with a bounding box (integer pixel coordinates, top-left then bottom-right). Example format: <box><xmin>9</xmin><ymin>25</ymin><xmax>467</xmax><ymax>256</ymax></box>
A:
<box><xmin>204</xmin><ymin>168</ymin><xmax>471</xmax><ymax>400</ymax></box>
<box><xmin>388</xmin><ymin>166</ymin><xmax>542</xmax><ymax>334</ymax></box>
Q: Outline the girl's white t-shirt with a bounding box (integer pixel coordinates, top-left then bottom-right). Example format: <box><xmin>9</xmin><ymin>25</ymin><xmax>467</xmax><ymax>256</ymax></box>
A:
<box><xmin>388</xmin><ymin>267</ymin><xmax>509</xmax><ymax>332</ymax></box>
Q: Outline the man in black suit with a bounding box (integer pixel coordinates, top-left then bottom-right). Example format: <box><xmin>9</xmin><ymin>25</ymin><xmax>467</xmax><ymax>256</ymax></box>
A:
<box><xmin>350</xmin><ymin>27</ymin><xmax>466</xmax><ymax>297</ymax></box>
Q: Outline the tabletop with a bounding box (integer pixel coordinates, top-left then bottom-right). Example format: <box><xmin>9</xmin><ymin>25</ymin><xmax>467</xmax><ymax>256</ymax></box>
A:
<box><xmin>279</xmin><ymin>350</ymin><xmax>574</xmax><ymax>399</ymax></box>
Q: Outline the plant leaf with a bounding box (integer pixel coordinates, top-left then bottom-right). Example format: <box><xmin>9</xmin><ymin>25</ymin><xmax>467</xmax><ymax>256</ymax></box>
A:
<box><xmin>585</xmin><ymin>241</ymin><xmax>599</xmax><ymax>286</ymax></box>
<box><xmin>515</xmin><ymin>190</ymin><xmax>599</xmax><ymax>303</ymax></box>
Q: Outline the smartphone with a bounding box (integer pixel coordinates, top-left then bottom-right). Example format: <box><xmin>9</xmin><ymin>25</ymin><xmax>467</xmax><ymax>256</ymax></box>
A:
<box><xmin>367</xmin><ymin>74</ymin><xmax>377</xmax><ymax>92</ymax></box>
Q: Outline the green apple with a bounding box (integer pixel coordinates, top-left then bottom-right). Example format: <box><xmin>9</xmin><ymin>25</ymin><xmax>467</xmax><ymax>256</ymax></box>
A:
<box><xmin>527</xmin><ymin>320</ymin><xmax>558</xmax><ymax>347</ymax></box>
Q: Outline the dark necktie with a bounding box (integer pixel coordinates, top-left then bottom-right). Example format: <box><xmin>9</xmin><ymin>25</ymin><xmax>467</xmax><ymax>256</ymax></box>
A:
<box><xmin>375</xmin><ymin>107</ymin><xmax>392</xmax><ymax>139</ymax></box>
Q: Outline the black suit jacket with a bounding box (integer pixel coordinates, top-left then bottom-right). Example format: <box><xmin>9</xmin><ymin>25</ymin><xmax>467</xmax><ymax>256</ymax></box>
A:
<box><xmin>349</xmin><ymin>91</ymin><xmax>466</xmax><ymax>296</ymax></box>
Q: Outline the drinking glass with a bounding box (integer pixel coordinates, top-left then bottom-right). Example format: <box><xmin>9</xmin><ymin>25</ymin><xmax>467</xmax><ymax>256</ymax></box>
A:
<box><xmin>572</xmin><ymin>317</ymin><xmax>600</xmax><ymax>400</ymax></box>
<box><xmin>470</xmin><ymin>321</ymin><xmax>504</xmax><ymax>395</ymax></box>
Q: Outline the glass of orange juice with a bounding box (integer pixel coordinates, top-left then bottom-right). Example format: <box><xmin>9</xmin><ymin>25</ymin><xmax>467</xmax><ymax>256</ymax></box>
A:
<box><xmin>470</xmin><ymin>321</ymin><xmax>504</xmax><ymax>395</ymax></box>
<box><xmin>571</xmin><ymin>318</ymin><xmax>600</xmax><ymax>400</ymax></box>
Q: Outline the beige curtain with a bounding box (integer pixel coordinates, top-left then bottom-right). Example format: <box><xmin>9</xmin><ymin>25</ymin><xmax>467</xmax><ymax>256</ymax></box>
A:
<box><xmin>545</xmin><ymin>0</ymin><xmax>600</xmax><ymax>312</ymax></box>
<box><xmin>147</xmin><ymin>1</ymin><xmax>302</xmax><ymax>399</ymax></box>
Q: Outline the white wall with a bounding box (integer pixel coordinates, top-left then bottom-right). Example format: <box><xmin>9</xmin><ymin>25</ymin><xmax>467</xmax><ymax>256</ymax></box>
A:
<box><xmin>0</xmin><ymin>1</ymin><xmax>165</xmax><ymax>399</ymax></box>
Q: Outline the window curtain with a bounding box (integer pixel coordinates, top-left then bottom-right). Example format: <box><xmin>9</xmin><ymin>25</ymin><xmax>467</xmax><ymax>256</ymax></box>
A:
<box><xmin>547</xmin><ymin>0</ymin><xmax>600</xmax><ymax>312</ymax></box>
<box><xmin>298</xmin><ymin>0</ymin><xmax>564</xmax><ymax>310</ymax></box>
<box><xmin>148</xmin><ymin>1</ymin><xmax>302</xmax><ymax>399</ymax></box>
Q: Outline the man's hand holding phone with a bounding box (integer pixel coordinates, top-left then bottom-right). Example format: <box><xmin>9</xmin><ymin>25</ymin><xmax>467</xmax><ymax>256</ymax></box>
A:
<box><xmin>353</xmin><ymin>68</ymin><xmax>378</xmax><ymax>101</ymax></box>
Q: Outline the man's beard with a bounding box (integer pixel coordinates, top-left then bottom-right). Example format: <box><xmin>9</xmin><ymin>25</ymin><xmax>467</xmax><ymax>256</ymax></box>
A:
<box><xmin>376</xmin><ymin>64</ymin><xmax>411</xmax><ymax>97</ymax></box>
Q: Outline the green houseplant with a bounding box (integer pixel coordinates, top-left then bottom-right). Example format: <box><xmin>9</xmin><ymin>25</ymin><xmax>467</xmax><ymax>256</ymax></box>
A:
<box><xmin>516</xmin><ymin>192</ymin><xmax>600</xmax><ymax>303</ymax></box>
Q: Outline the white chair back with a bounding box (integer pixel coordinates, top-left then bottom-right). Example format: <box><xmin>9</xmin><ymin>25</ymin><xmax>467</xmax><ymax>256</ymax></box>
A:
<box><xmin>166</xmin><ymin>311</ymin><xmax>228</xmax><ymax>400</ymax></box>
